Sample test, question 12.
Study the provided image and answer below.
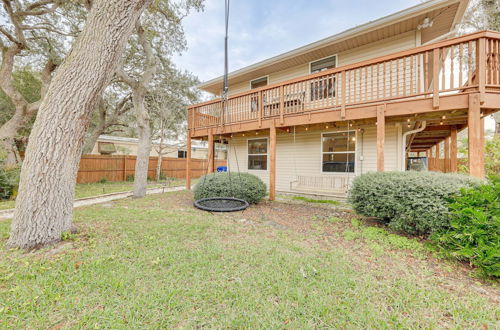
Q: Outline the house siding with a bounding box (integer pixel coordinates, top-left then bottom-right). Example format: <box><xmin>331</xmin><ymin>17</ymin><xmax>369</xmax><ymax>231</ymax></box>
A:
<box><xmin>228</xmin><ymin>31</ymin><xmax>418</xmax><ymax>97</ymax></box>
<box><xmin>227</xmin><ymin>123</ymin><xmax>402</xmax><ymax>194</ymax></box>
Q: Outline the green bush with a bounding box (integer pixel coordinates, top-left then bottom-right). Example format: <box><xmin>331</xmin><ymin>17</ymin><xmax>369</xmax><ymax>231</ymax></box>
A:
<box><xmin>431</xmin><ymin>176</ymin><xmax>499</xmax><ymax>277</ymax></box>
<box><xmin>0</xmin><ymin>165</ymin><xmax>20</xmax><ymax>200</ymax></box>
<box><xmin>193</xmin><ymin>172</ymin><xmax>266</xmax><ymax>204</ymax></box>
<box><xmin>348</xmin><ymin>171</ymin><xmax>481</xmax><ymax>236</ymax></box>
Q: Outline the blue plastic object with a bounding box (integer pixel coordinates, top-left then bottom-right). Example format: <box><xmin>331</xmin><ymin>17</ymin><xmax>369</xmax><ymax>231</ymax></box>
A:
<box><xmin>217</xmin><ymin>166</ymin><xmax>228</xmax><ymax>172</ymax></box>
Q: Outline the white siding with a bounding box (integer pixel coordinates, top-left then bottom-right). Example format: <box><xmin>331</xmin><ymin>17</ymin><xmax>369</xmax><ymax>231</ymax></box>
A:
<box><xmin>227</xmin><ymin>123</ymin><xmax>402</xmax><ymax>194</ymax></box>
<box><xmin>227</xmin><ymin>31</ymin><xmax>418</xmax><ymax>96</ymax></box>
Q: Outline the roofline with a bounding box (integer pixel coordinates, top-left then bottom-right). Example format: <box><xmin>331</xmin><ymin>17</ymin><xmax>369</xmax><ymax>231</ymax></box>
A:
<box><xmin>198</xmin><ymin>0</ymin><xmax>467</xmax><ymax>91</ymax></box>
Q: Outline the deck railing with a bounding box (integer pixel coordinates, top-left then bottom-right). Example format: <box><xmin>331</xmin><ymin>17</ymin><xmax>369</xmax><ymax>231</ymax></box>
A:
<box><xmin>188</xmin><ymin>31</ymin><xmax>500</xmax><ymax>131</ymax></box>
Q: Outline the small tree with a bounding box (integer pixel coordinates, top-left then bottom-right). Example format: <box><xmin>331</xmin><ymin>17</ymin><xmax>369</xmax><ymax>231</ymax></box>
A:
<box><xmin>116</xmin><ymin>0</ymin><xmax>203</xmax><ymax>197</ymax></box>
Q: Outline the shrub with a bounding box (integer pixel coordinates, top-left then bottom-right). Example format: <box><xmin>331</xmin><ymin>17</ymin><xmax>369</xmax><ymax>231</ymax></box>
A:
<box><xmin>126</xmin><ymin>174</ymin><xmax>134</xmax><ymax>182</ymax></box>
<box><xmin>348</xmin><ymin>171</ymin><xmax>481</xmax><ymax>236</ymax></box>
<box><xmin>431</xmin><ymin>176</ymin><xmax>499</xmax><ymax>277</ymax></box>
<box><xmin>0</xmin><ymin>165</ymin><xmax>20</xmax><ymax>200</ymax></box>
<box><xmin>193</xmin><ymin>172</ymin><xmax>266</xmax><ymax>204</ymax></box>
<box><xmin>98</xmin><ymin>177</ymin><xmax>108</xmax><ymax>184</ymax></box>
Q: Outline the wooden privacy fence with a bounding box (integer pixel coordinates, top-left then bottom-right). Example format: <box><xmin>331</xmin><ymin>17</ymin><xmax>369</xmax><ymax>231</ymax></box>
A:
<box><xmin>77</xmin><ymin>155</ymin><xmax>227</xmax><ymax>183</ymax></box>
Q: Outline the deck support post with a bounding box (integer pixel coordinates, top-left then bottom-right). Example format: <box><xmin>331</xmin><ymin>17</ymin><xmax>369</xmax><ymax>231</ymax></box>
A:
<box><xmin>208</xmin><ymin>129</ymin><xmax>215</xmax><ymax>173</ymax></box>
<box><xmin>376</xmin><ymin>104</ymin><xmax>385</xmax><ymax>172</ymax></box>
<box><xmin>186</xmin><ymin>133</ymin><xmax>192</xmax><ymax>189</ymax></box>
<box><xmin>450</xmin><ymin>126</ymin><xmax>458</xmax><ymax>173</ymax></box>
<box><xmin>444</xmin><ymin>136</ymin><xmax>450</xmax><ymax>173</ymax></box>
<box><xmin>468</xmin><ymin>93</ymin><xmax>484</xmax><ymax>178</ymax></box>
<box><xmin>269</xmin><ymin>121</ymin><xmax>277</xmax><ymax>201</ymax></box>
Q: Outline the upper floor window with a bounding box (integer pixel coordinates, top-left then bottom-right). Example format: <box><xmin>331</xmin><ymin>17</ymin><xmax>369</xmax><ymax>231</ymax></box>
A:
<box><xmin>310</xmin><ymin>56</ymin><xmax>337</xmax><ymax>101</ymax></box>
<box><xmin>310</xmin><ymin>55</ymin><xmax>337</xmax><ymax>73</ymax></box>
<box><xmin>322</xmin><ymin>131</ymin><xmax>355</xmax><ymax>173</ymax></box>
<box><xmin>250</xmin><ymin>76</ymin><xmax>268</xmax><ymax>89</ymax></box>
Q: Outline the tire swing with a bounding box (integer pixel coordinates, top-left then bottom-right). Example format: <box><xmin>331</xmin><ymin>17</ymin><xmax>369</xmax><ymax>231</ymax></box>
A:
<box><xmin>193</xmin><ymin>144</ymin><xmax>249</xmax><ymax>212</ymax></box>
<box><xmin>193</xmin><ymin>0</ymin><xmax>249</xmax><ymax>213</ymax></box>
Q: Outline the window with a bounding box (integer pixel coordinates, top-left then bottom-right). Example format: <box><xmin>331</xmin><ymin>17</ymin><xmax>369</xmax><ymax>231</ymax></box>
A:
<box><xmin>178</xmin><ymin>150</ymin><xmax>187</xmax><ymax>158</ymax></box>
<box><xmin>248</xmin><ymin>138</ymin><xmax>267</xmax><ymax>170</ymax></box>
<box><xmin>310</xmin><ymin>55</ymin><xmax>337</xmax><ymax>101</ymax></box>
<box><xmin>322</xmin><ymin>131</ymin><xmax>355</xmax><ymax>173</ymax></box>
<box><xmin>310</xmin><ymin>55</ymin><xmax>337</xmax><ymax>73</ymax></box>
<box><xmin>250</xmin><ymin>76</ymin><xmax>268</xmax><ymax>89</ymax></box>
<box><xmin>98</xmin><ymin>142</ymin><xmax>116</xmax><ymax>155</ymax></box>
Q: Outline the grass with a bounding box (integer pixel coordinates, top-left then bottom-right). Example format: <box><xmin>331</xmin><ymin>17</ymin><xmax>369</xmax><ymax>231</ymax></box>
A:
<box><xmin>0</xmin><ymin>191</ymin><xmax>498</xmax><ymax>328</ymax></box>
<box><xmin>291</xmin><ymin>196</ymin><xmax>341</xmax><ymax>205</ymax></box>
<box><xmin>0</xmin><ymin>179</ymin><xmax>187</xmax><ymax>210</ymax></box>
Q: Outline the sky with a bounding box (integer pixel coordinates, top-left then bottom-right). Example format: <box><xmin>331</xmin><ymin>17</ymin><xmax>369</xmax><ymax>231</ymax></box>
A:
<box><xmin>172</xmin><ymin>0</ymin><xmax>422</xmax><ymax>82</ymax></box>
<box><xmin>172</xmin><ymin>0</ymin><xmax>495</xmax><ymax>132</ymax></box>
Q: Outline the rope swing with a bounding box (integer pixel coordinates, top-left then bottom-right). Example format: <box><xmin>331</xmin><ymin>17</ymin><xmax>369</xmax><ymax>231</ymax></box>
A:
<box><xmin>194</xmin><ymin>0</ymin><xmax>249</xmax><ymax>212</ymax></box>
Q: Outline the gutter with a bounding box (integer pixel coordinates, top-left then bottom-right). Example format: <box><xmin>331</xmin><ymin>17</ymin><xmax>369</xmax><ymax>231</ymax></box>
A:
<box><xmin>401</xmin><ymin>121</ymin><xmax>427</xmax><ymax>170</ymax></box>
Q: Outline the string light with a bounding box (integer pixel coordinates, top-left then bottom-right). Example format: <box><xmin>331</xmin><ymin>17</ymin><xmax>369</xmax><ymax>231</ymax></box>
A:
<box><xmin>407</xmin><ymin>118</ymin><xmax>410</xmax><ymax>122</ymax></box>
<box><xmin>439</xmin><ymin>121</ymin><xmax>443</xmax><ymax>125</ymax></box>
<box><xmin>255</xmin><ymin>131</ymin><xmax>259</xmax><ymax>135</ymax></box>
<box><xmin>305</xmin><ymin>126</ymin><xmax>309</xmax><ymax>131</ymax></box>
<box><xmin>442</xmin><ymin>115</ymin><xmax>446</xmax><ymax>120</ymax></box>
<box><xmin>242</xmin><ymin>133</ymin><xmax>245</xmax><ymax>136</ymax></box>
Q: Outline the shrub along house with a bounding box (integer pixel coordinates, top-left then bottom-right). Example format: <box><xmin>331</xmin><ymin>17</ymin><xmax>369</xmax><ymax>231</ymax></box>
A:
<box><xmin>186</xmin><ymin>0</ymin><xmax>500</xmax><ymax>199</ymax></box>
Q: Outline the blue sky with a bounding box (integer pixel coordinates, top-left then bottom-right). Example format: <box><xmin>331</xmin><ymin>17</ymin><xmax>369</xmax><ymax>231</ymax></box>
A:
<box><xmin>173</xmin><ymin>0</ymin><xmax>422</xmax><ymax>82</ymax></box>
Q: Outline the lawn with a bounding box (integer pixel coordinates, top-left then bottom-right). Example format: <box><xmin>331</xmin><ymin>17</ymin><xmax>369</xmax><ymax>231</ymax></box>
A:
<box><xmin>0</xmin><ymin>179</ymin><xmax>188</xmax><ymax>210</ymax></box>
<box><xmin>0</xmin><ymin>191</ymin><xmax>498</xmax><ymax>328</ymax></box>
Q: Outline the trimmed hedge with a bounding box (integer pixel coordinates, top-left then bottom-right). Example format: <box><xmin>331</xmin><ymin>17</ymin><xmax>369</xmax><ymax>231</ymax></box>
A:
<box><xmin>348</xmin><ymin>171</ymin><xmax>481</xmax><ymax>236</ymax></box>
<box><xmin>193</xmin><ymin>172</ymin><xmax>267</xmax><ymax>204</ymax></box>
<box><xmin>432</xmin><ymin>176</ymin><xmax>499</xmax><ymax>277</ymax></box>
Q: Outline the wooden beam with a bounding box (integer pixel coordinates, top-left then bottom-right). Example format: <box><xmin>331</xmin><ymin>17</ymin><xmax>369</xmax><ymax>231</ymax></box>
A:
<box><xmin>433</xmin><ymin>48</ymin><xmax>440</xmax><ymax>109</ymax></box>
<box><xmin>468</xmin><ymin>93</ymin><xmax>484</xmax><ymax>178</ymax></box>
<box><xmin>450</xmin><ymin>126</ymin><xmax>458</xmax><ymax>173</ymax></box>
<box><xmin>207</xmin><ymin>129</ymin><xmax>214</xmax><ymax>173</ymax></box>
<box><xmin>444</xmin><ymin>136</ymin><xmax>450</xmax><ymax>173</ymax></box>
<box><xmin>191</xmin><ymin>93</ymin><xmax>471</xmax><ymax>138</ymax></box>
<box><xmin>269</xmin><ymin>122</ymin><xmax>277</xmax><ymax>201</ymax></box>
<box><xmin>477</xmin><ymin>38</ymin><xmax>486</xmax><ymax>103</ymax></box>
<box><xmin>377</xmin><ymin>105</ymin><xmax>385</xmax><ymax>172</ymax></box>
<box><xmin>186</xmin><ymin>134</ymin><xmax>192</xmax><ymax>189</ymax></box>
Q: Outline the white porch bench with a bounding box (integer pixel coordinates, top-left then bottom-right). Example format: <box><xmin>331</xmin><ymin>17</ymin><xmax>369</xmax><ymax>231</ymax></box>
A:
<box><xmin>289</xmin><ymin>175</ymin><xmax>352</xmax><ymax>197</ymax></box>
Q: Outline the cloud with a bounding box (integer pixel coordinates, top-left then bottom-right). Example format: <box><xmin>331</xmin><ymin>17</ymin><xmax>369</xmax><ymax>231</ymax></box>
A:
<box><xmin>172</xmin><ymin>0</ymin><xmax>420</xmax><ymax>82</ymax></box>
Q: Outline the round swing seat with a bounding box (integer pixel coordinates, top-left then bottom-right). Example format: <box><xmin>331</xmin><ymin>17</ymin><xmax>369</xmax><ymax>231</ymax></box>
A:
<box><xmin>194</xmin><ymin>197</ymin><xmax>249</xmax><ymax>212</ymax></box>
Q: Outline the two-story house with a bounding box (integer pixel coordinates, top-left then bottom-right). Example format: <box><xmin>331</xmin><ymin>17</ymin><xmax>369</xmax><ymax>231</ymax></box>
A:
<box><xmin>186</xmin><ymin>0</ymin><xmax>500</xmax><ymax>199</ymax></box>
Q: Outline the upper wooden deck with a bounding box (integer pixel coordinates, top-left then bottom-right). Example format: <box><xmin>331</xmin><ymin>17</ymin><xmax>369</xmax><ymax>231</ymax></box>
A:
<box><xmin>188</xmin><ymin>31</ymin><xmax>500</xmax><ymax>138</ymax></box>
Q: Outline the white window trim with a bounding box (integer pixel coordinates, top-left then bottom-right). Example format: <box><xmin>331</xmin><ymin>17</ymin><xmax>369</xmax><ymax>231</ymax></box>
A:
<box><xmin>309</xmin><ymin>54</ymin><xmax>338</xmax><ymax>74</ymax></box>
<box><xmin>320</xmin><ymin>130</ymin><xmax>357</xmax><ymax>174</ymax></box>
<box><xmin>249</xmin><ymin>75</ymin><xmax>269</xmax><ymax>90</ymax></box>
<box><xmin>247</xmin><ymin>137</ymin><xmax>269</xmax><ymax>171</ymax></box>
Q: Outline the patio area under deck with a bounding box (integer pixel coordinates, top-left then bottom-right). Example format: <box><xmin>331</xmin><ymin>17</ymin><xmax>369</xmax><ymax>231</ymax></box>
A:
<box><xmin>186</xmin><ymin>31</ymin><xmax>500</xmax><ymax>199</ymax></box>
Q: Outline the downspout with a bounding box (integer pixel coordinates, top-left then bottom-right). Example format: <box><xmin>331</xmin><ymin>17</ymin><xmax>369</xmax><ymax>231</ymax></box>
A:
<box><xmin>401</xmin><ymin>121</ymin><xmax>426</xmax><ymax>171</ymax></box>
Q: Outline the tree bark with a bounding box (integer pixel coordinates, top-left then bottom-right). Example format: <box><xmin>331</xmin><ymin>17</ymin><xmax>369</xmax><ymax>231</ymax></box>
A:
<box><xmin>116</xmin><ymin>24</ymin><xmax>157</xmax><ymax>198</ymax></box>
<box><xmin>132</xmin><ymin>89</ymin><xmax>151</xmax><ymax>197</ymax></box>
<box><xmin>7</xmin><ymin>0</ymin><xmax>151</xmax><ymax>250</ymax></box>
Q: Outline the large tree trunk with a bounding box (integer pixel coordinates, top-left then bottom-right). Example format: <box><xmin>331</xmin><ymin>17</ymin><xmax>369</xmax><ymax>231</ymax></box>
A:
<box><xmin>132</xmin><ymin>89</ymin><xmax>152</xmax><ymax>197</ymax></box>
<box><xmin>7</xmin><ymin>0</ymin><xmax>151</xmax><ymax>250</ymax></box>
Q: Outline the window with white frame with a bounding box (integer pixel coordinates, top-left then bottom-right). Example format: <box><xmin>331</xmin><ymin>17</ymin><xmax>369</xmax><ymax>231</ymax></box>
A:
<box><xmin>310</xmin><ymin>55</ymin><xmax>337</xmax><ymax>101</ymax></box>
<box><xmin>248</xmin><ymin>138</ymin><xmax>267</xmax><ymax>170</ymax></box>
<box><xmin>250</xmin><ymin>76</ymin><xmax>268</xmax><ymax>89</ymax></box>
<box><xmin>310</xmin><ymin>55</ymin><xmax>337</xmax><ymax>73</ymax></box>
<box><xmin>322</xmin><ymin>131</ymin><xmax>355</xmax><ymax>173</ymax></box>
